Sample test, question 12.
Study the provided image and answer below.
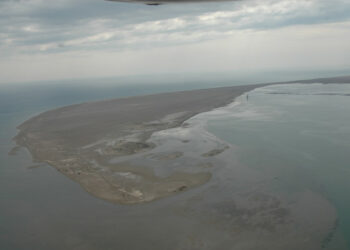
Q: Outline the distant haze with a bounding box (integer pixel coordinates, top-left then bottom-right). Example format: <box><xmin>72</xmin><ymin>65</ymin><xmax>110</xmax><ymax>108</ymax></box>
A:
<box><xmin>0</xmin><ymin>0</ymin><xmax>350</xmax><ymax>84</ymax></box>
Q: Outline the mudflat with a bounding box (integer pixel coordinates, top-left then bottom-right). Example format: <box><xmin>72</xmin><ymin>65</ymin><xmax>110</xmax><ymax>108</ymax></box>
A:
<box><xmin>14</xmin><ymin>84</ymin><xmax>263</xmax><ymax>204</ymax></box>
<box><xmin>12</xmin><ymin>77</ymin><xmax>350</xmax><ymax>249</ymax></box>
<box><xmin>13</xmin><ymin>77</ymin><xmax>350</xmax><ymax>205</ymax></box>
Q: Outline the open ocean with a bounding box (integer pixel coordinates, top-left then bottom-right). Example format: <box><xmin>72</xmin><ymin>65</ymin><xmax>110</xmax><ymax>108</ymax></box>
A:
<box><xmin>0</xmin><ymin>80</ymin><xmax>350</xmax><ymax>249</ymax></box>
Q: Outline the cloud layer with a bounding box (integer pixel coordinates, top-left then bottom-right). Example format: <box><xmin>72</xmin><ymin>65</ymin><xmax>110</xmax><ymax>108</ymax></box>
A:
<box><xmin>0</xmin><ymin>0</ymin><xmax>350</xmax><ymax>83</ymax></box>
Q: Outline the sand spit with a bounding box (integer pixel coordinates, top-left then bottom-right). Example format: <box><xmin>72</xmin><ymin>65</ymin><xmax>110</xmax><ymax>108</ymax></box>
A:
<box><xmin>11</xmin><ymin>77</ymin><xmax>350</xmax><ymax>249</ymax></box>
<box><xmin>13</xmin><ymin>76</ymin><xmax>350</xmax><ymax>205</ymax></box>
<box><xmin>14</xmin><ymin>84</ymin><xmax>263</xmax><ymax>204</ymax></box>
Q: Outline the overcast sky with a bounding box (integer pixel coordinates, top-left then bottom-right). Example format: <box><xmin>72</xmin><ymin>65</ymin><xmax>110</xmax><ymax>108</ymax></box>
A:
<box><xmin>1</xmin><ymin>0</ymin><xmax>350</xmax><ymax>83</ymax></box>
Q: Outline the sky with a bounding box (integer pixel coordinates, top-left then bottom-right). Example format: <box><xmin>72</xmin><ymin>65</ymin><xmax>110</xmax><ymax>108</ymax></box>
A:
<box><xmin>0</xmin><ymin>0</ymin><xmax>350</xmax><ymax>84</ymax></box>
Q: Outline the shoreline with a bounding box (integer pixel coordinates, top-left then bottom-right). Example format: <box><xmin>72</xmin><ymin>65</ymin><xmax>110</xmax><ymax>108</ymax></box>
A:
<box><xmin>14</xmin><ymin>83</ymin><xmax>262</xmax><ymax>204</ymax></box>
<box><xmin>10</xmin><ymin>77</ymin><xmax>350</xmax><ymax>249</ymax></box>
<box><xmin>13</xmin><ymin>76</ymin><xmax>350</xmax><ymax>205</ymax></box>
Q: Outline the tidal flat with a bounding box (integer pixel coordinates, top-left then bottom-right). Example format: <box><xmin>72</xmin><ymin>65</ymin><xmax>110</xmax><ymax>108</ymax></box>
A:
<box><xmin>11</xmin><ymin>76</ymin><xmax>350</xmax><ymax>249</ymax></box>
<box><xmin>14</xmin><ymin>84</ymin><xmax>261</xmax><ymax>204</ymax></box>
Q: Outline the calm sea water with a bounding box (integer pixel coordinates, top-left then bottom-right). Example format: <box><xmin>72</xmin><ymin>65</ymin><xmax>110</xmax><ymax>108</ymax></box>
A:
<box><xmin>0</xmin><ymin>81</ymin><xmax>349</xmax><ymax>249</ymax></box>
<box><xmin>0</xmin><ymin>80</ymin><xmax>246</xmax><ymax>250</ymax></box>
<box><xmin>206</xmin><ymin>83</ymin><xmax>350</xmax><ymax>248</ymax></box>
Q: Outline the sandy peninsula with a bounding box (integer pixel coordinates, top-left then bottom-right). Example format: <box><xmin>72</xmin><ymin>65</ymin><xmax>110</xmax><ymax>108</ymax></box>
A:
<box><xmin>11</xmin><ymin>76</ymin><xmax>350</xmax><ymax>249</ymax></box>
<box><xmin>13</xmin><ymin>76</ymin><xmax>350</xmax><ymax>205</ymax></box>
<box><xmin>14</xmin><ymin>83</ymin><xmax>266</xmax><ymax>204</ymax></box>
<box><xmin>15</xmin><ymin>77</ymin><xmax>350</xmax><ymax>204</ymax></box>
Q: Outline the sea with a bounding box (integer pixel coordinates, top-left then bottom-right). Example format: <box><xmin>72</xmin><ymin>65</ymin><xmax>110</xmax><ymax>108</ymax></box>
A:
<box><xmin>206</xmin><ymin>83</ymin><xmax>350</xmax><ymax>248</ymax></box>
<box><xmin>0</xmin><ymin>79</ymin><xmax>349</xmax><ymax>249</ymax></box>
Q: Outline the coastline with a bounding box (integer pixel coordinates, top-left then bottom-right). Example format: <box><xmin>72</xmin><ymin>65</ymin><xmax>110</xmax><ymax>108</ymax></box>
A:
<box><xmin>13</xmin><ymin>77</ymin><xmax>350</xmax><ymax>205</ymax></box>
<box><xmin>10</xmin><ymin>77</ymin><xmax>350</xmax><ymax>249</ymax></box>
<box><xmin>14</xmin><ymin>84</ymin><xmax>264</xmax><ymax>204</ymax></box>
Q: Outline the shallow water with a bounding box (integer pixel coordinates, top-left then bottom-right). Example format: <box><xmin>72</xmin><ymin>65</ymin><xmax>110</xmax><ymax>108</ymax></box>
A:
<box><xmin>205</xmin><ymin>83</ymin><xmax>350</xmax><ymax>248</ymax></box>
<box><xmin>1</xmin><ymin>81</ymin><xmax>350</xmax><ymax>249</ymax></box>
<box><xmin>0</xmin><ymin>82</ymin><xmax>223</xmax><ymax>250</ymax></box>
<box><xmin>0</xmin><ymin>80</ymin><xmax>247</xmax><ymax>250</ymax></box>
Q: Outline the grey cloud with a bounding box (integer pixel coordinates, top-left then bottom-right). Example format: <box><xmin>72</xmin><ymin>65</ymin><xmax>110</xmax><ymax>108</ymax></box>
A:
<box><xmin>106</xmin><ymin>0</ymin><xmax>241</xmax><ymax>5</ymax></box>
<box><xmin>1</xmin><ymin>0</ymin><xmax>350</xmax><ymax>54</ymax></box>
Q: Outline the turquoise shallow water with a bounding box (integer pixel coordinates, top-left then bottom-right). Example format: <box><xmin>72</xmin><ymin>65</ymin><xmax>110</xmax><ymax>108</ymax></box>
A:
<box><xmin>206</xmin><ymin>83</ymin><xmax>350</xmax><ymax>248</ymax></box>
